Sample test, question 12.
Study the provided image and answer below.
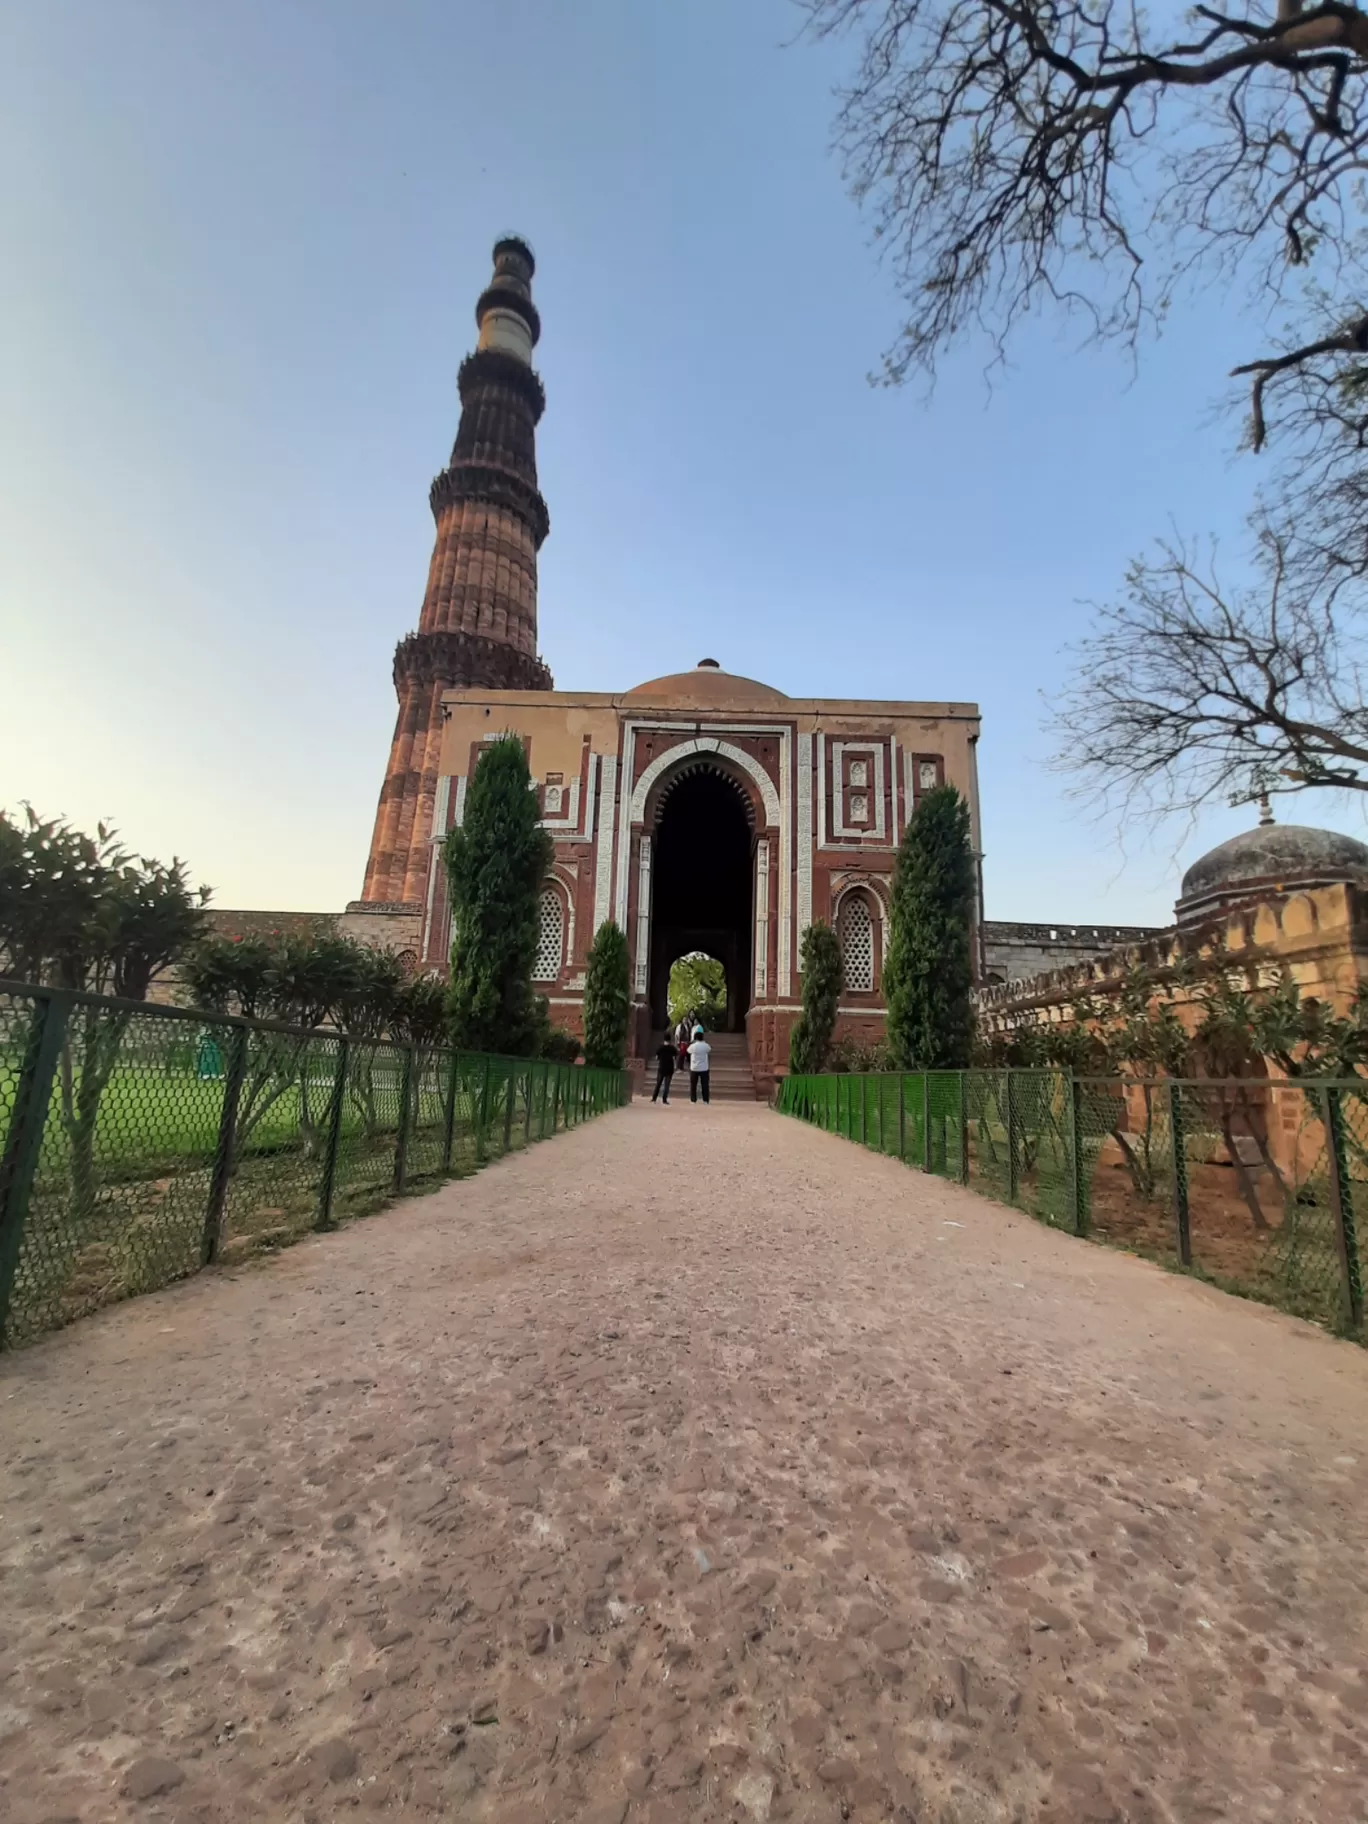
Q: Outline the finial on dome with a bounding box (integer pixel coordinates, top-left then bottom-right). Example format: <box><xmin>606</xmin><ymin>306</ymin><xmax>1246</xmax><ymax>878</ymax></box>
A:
<box><xmin>697</xmin><ymin>658</ymin><xmax>720</xmax><ymax>671</ymax></box>
<box><xmin>1258</xmin><ymin>791</ymin><xmax>1275</xmax><ymax>827</ymax></box>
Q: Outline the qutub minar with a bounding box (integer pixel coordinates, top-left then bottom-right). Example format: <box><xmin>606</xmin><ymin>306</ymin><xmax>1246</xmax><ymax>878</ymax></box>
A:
<box><xmin>362</xmin><ymin>236</ymin><xmax>553</xmax><ymax>909</ymax></box>
<box><xmin>333</xmin><ymin>237</ymin><xmax>1161</xmax><ymax>1094</ymax></box>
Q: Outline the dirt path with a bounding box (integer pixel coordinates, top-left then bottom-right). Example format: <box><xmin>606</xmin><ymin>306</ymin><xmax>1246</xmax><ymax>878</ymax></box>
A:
<box><xmin>2</xmin><ymin>1103</ymin><xmax>1367</xmax><ymax>1824</ymax></box>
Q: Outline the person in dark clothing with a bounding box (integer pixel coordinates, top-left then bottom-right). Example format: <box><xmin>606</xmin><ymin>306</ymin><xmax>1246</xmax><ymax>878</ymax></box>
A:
<box><xmin>652</xmin><ymin>1035</ymin><xmax>676</xmax><ymax>1103</ymax></box>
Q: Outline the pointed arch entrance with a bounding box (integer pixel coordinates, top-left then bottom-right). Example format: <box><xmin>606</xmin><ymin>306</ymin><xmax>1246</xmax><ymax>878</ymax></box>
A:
<box><xmin>641</xmin><ymin>753</ymin><xmax>765</xmax><ymax>1035</ymax></box>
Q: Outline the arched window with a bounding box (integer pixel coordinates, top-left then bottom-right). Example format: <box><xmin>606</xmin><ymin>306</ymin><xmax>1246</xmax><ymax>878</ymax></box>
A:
<box><xmin>532</xmin><ymin>887</ymin><xmax>564</xmax><ymax>982</ymax></box>
<box><xmin>840</xmin><ymin>892</ymin><xmax>875</xmax><ymax>993</ymax></box>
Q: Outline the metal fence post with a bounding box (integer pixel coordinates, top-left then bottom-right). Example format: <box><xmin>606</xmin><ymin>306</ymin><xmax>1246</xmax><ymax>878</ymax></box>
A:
<box><xmin>441</xmin><ymin>1048</ymin><xmax>460</xmax><ymax>1172</ymax></box>
<box><xmin>958</xmin><ymin>1070</ymin><xmax>969</xmax><ymax>1185</ymax></box>
<box><xmin>897</xmin><ymin>1075</ymin><xmax>906</xmax><ymax>1162</ymax></box>
<box><xmin>393</xmin><ymin>1045</ymin><xmax>415</xmax><ymax>1196</ymax></box>
<box><xmin>1067</xmin><ymin>1073</ymin><xmax>1088</xmax><ymax>1237</ymax></box>
<box><xmin>317</xmin><ymin>1036</ymin><xmax>350</xmax><ymax>1231</ymax></box>
<box><xmin>922</xmin><ymin>1074</ymin><xmax>932</xmax><ymax>1173</ymax></box>
<box><xmin>202</xmin><ymin>1023</ymin><xmax>248</xmax><ymax>1267</ymax></box>
<box><xmin>552</xmin><ymin>1067</ymin><xmax>561</xmax><ymax>1133</ymax></box>
<box><xmin>1007</xmin><ymin>1071</ymin><xmax>1019</xmax><ymax>1204</ymax></box>
<box><xmin>525</xmin><ymin>1066</ymin><xmax>535</xmax><ymax>1144</ymax></box>
<box><xmin>1169</xmin><ymin>1082</ymin><xmax>1192</xmax><ymax>1266</ymax></box>
<box><xmin>498</xmin><ymin>1063</ymin><xmax>513</xmax><ymax>1152</ymax></box>
<box><xmin>477</xmin><ymin>1056</ymin><xmax>493</xmax><ymax>1161</ymax></box>
<box><xmin>1321</xmin><ymin>1086</ymin><xmax>1364</xmax><ymax>1331</ymax></box>
<box><xmin>0</xmin><ymin>992</ymin><xmax>70</xmax><ymax>1346</ymax></box>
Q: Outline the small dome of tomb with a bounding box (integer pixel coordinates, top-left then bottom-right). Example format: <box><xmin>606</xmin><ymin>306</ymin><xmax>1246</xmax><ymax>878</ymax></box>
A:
<box><xmin>1176</xmin><ymin>819</ymin><xmax>1368</xmax><ymax>931</ymax></box>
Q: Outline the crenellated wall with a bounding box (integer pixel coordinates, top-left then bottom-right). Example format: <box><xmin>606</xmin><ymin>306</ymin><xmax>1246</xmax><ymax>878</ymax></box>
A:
<box><xmin>982</xmin><ymin>920</ymin><xmax>1164</xmax><ymax>985</ymax></box>
<box><xmin>974</xmin><ymin>882</ymin><xmax>1368</xmax><ymax>1040</ymax></box>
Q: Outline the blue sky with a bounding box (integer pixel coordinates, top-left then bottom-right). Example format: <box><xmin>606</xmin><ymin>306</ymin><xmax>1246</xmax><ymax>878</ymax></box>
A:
<box><xmin>0</xmin><ymin>0</ymin><xmax>1328</xmax><ymax>922</ymax></box>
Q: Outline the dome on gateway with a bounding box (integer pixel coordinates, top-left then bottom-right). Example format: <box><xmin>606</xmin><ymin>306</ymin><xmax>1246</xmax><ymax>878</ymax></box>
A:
<box><xmin>623</xmin><ymin>659</ymin><xmax>788</xmax><ymax>706</ymax></box>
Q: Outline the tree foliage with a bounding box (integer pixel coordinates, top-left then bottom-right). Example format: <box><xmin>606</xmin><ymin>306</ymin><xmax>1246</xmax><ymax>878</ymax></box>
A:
<box><xmin>443</xmin><ymin>736</ymin><xmax>553</xmax><ymax>1057</ymax></box>
<box><xmin>667</xmin><ymin>952</ymin><xmax>726</xmax><ymax>1029</ymax></box>
<box><xmin>790</xmin><ymin>921</ymin><xmax>843</xmax><ymax>1073</ymax></box>
<box><xmin>808</xmin><ymin>0</ymin><xmax>1368</xmax><ymax>824</ymax></box>
<box><xmin>0</xmin><ymin>805</ymin><xmax>209</xmax><ymax>996</ymax></box>
<box><xmin>884</xmin><ymin>785</ymin><xmax>975</xmax><ymax>1069</ymax></box>
<box><xmin>182</xmin><ymin>931</ymin><xmax>433</xmax><ymax>1151</ymax></box>
<box><xmin>0</xmin><ymin>805</ymin><xmax>211</xmax><ymax>1225</ymax></box>
<box><xmin>583</xmin><ymin>921</ymin><xmax>630</xmax><ymax>1070</ymax></box>
<box><xmin>182</xmin><ymin>931</ymin><xmax>412</xmax><ymax>1033</ymax></box>
<box><xmin>541</xmin><ymin>1027</ymin><xmax>583</xmax><ymax>1064</ymax></box>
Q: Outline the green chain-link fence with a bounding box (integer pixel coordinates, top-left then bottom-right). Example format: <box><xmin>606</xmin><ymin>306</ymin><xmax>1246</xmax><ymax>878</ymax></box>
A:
<box><xmin>779</xmin><ymin>1068</ymin><xmax>1365</xmax><ymax>1341</ymax></box>
<box><xmin>0</xmin><ymin>981</ymin><xmax>629</xmax><ymax>1348</ymax></box>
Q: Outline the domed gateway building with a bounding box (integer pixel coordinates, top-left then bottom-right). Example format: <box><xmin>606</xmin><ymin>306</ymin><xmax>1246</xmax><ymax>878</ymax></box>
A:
<box><xmin>344</xmin><ymin>239</ymin><xmax>987</xmax><ymax>1092</ymax></box>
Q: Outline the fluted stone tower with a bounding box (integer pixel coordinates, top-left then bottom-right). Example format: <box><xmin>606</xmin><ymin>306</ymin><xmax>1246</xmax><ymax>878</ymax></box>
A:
<box><xmin>360</xmin><ymin>236</ymin><xmax>553</xmax><ymax>910</ymax></box>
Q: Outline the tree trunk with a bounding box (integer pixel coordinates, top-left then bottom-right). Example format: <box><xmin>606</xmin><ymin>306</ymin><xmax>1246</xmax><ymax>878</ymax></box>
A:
<box><xmin>1219</xmin><ymin>1109</ymin><xmax>1272</xmax><ymax>1232</ymax></box>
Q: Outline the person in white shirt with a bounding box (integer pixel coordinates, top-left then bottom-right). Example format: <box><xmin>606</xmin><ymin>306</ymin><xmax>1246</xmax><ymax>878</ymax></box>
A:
<box><xmin>687</xmin><ymin>1033</ymin><xmax>711</xmax><ymax>1104</ymax></box>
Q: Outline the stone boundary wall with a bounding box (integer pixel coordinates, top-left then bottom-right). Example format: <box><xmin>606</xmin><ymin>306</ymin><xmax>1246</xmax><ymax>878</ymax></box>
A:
<box><xmin>982</xmin><ymin>919</ymin><xmax>1164</xmax><ymax>985</ymax></box>
<box><xmin>974</xmin><ymin>882</ymin><xmax>1368</xmax><ymax>1038</ymax></box>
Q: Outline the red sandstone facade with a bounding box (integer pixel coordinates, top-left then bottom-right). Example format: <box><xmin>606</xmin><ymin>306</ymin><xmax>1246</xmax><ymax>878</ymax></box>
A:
<box><xmin>413</xmin><ymin>668</ymin><xmax>983</xmax><ymax>1093</ymax></box>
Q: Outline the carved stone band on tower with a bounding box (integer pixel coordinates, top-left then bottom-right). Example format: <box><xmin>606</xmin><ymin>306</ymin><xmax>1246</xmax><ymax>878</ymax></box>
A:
<box><xmin>360</xmin><ymin>236</ymin><xmax>554</xmax><ymax>910</ymax></box>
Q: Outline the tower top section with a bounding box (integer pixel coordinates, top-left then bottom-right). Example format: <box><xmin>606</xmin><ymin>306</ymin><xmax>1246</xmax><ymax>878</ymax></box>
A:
<box><xmin>475</xmin><ymin>235</ymin><xmax>540</xmax><ymax>364</ymax></box>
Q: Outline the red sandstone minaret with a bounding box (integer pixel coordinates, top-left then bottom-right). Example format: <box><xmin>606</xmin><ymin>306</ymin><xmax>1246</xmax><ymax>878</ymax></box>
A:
<box><xmin>360</xmin><ymin>236</ymin><xmax>553</xmax><ymax>908</ymax></box>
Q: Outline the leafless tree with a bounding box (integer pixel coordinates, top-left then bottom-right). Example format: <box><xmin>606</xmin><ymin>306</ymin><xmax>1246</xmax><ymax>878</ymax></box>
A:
<box><xmin>806</xmin><ymin>0</ymin><xmax>1368</xmax><ymax>818</ymax></box>
<box><xmin>1049</xmin><ymin>523</ymin><xmax>1368</xmax><ymax>816</ymax></box>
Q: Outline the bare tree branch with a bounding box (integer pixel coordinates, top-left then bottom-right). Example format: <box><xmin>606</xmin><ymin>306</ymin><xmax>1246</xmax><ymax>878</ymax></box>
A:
<box><xmin>804</xmin><ymin>1</ymin><xmax>1368</xmax><ymax>418</ymax></box>
<box><xmin>806</xmin><ymin>2</ymin><xmax>1368</xmax><ymax>826</ymax></box>
<box><xmin>1046</xmin><ymin>525</ymin><xmax>1368</xmax><ymax>821</ymax></box>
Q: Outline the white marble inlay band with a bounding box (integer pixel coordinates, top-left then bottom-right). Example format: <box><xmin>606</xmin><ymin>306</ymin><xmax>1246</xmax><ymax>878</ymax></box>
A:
<box><xmin>754</xmin><ymin>838</ymin><xmax>770</xmax><ymax>999</ymax></box>
<box><xmin>593</xmin><ymin>754</ymin><xmax>617</xmax><ymax>934</ymax></box>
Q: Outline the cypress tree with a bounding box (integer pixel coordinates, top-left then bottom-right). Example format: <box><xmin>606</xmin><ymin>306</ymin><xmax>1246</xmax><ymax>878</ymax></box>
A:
<box><xmin>582</xmin><ymin>920</ymin><xmax>630</xmax><ymax>1069</ymax></box>
<box><xmin>884</xmin><ymin>784</ymin><xmax>976</xmax><ymax>1069</ymax></box>
<box><xmin>789</xmin><ymin>920</ymin><xmax>842</xmax><ymax>1073</ymax></box>
<box><xmin>443</xmin><ymin>735</ymin><xmax>553</xmax><ymax>1055</ymax></box>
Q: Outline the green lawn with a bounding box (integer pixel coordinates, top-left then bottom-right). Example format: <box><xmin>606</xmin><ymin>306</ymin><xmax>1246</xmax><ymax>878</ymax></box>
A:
<box><xmin>0</xmin><ymin>1049</ymin><xmax>540</xmax><ymax>1185</ymax></box>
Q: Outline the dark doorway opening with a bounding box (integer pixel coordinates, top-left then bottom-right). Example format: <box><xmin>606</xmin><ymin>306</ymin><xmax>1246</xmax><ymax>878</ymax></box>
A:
<box><xmin>648</xmin><ymin>769</ymin><xmax>753</xmax><ymax>1034</ymax></box>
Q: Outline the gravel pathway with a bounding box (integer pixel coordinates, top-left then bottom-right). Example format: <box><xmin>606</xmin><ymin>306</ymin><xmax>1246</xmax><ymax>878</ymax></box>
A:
<box><xmin>2</xmin><ymin>1101</ymin><xmax>1367</xmax><ymax>1824</ymax></box>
